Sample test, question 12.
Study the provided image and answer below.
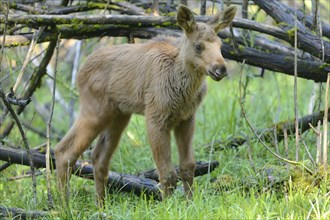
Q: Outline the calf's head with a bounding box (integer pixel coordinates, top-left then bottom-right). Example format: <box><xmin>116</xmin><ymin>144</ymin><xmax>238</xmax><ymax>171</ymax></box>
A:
<box><xmin>177</xmin><ymin>5</ymin><xmax>237</xmax><ymax>81</ymax></box>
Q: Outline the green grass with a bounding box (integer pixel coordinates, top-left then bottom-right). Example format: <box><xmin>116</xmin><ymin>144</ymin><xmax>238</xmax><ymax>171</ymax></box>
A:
<box><xmin>1</xmin><ymin>62</ymin><xmax>329</xmax><ymax>219</ymax></box>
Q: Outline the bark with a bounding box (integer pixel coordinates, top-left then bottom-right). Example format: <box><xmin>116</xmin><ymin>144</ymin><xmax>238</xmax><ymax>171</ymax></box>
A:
<box><xmin>0</xmin><ymin>145</ymin><xmax>219</xmax><ymax>199</ymax></box>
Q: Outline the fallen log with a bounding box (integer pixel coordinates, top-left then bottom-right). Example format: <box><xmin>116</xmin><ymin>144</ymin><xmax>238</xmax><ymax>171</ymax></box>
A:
<box><xmin>0</xmin><ymin>145</ymin><xmax>219</xmax><ymax>199</ymax></box>
<box><xmin>0</xmin><ymin>205</ymin><xmax>52</xmax><ymax>219</ymax></box>
<box><xmin>261</xmin><ymin>108</ymin><xmax>330</xmax><ymax>143</ymax></box>
<box><xmin>139</xmin><ymin>161</ymin><xmax>219</xmax><ymax>182</ymax></box>
<box><xmin>204</xmin><ymin>108</ymin><xmax>330</xmax><ymax>151</ymax></box>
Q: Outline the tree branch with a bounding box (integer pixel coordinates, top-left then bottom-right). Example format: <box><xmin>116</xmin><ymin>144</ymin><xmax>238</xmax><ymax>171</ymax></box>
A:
<box><xmin>1</xmin><ymin>25</ymin><xmax>329</xmax><ymax>82</ymax></box>
<box><xmin>253</xmin><ymin>0</ymin><xmax>330</xmax><ymax>62</ymax></box>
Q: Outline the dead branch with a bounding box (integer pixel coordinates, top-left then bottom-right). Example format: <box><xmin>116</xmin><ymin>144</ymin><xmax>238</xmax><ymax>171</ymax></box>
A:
<box><xmin>4</xmin><ymin>89</ymin><xmax>31</xmax><ymax>107</ymax></box>
<box><xmin>253</xmin><ymin>0</ymin><xmax>330</xmax><ymax>62</ymax></box>
<box><xmin>0</xmin><ymin>145</ymin><xmax>219</xmax><ymax>199</ymax></box>
<box><xmin>322</xmin><ymin>73</ymin><xmax>330</xmax><ymax>171</ymax></box>
<box><xmin>45</xmin><ymin>34</ymin><xmax>60</xmax><ymax>209</ymax></box>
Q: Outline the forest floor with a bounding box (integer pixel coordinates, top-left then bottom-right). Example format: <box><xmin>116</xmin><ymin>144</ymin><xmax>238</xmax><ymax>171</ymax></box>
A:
<box><xmin>1</xmin><ymin>64</ymin><xmax>329</xmax><ymax>219</ymax></box>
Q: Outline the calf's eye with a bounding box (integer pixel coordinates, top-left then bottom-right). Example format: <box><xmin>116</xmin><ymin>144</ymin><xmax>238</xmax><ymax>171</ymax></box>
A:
<box><xmin>195</xmin><ymin>43</ymin><xmax>204</xmax><ymax>53</ymax></box>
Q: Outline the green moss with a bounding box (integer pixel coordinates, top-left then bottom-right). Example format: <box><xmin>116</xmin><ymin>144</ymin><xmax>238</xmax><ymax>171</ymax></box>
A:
<box><xmin>284</xmin><ymin>56</ymin><xmax>292</xmax><ymax>62</ymax></box>
<box><xmin>167</xmin><ymin>12</ymin><xmax>176</xmax><ymax>17</ymax></box>
<box><xmin>223</xmin><ymin>38</ymin><xmax>231</xmax><ymax>43</ymax></box>
<box><xmin>276</xmin><ymin>22</ymin><xmax>290</xmax><ymax>27</ymax></box>
<box><xmin>319</xmin><ymin>63</ymin><xmax>330</xmax><ymax>69</ymax></box>
<box><xmin>286</xmin><ymin>28</ymin><xmax>297</xmax><ymax>40</ymax></box>
<box><xmin>238</xmin><ymin>45</ymin><xmax>245</xmax><ymax>50</ymax></box>
<box><xmin>145</xmin><ymin>8</ymin><xmax>153</xmax><ymax>14</ymax></box>
<box><xmin>161</xmin><ymin>21</ymin><xmax>172</xmax><ymax>26</ymax></box>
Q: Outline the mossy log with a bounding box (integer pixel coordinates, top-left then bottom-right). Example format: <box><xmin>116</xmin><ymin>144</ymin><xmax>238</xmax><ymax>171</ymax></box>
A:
<box><xmin>0</xmin><ymin>145</ymin><xmax>219</xmax><ymax>199</ymax></box>
<box><xmin>0</xmin><ymin>205</ymin><xmax>52</xmax><ymax>219</ymax></box>
<box><xmin>204</xmin><ymin>108</ymin><xmax>329</xmax><ymax>151</ymax></box>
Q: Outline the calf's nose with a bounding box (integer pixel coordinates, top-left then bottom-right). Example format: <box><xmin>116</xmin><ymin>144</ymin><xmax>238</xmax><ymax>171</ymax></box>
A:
<box><xmin>216</xmin><ymin>65</ymin><xmax>227</xmax><ymax>76</ymax></box>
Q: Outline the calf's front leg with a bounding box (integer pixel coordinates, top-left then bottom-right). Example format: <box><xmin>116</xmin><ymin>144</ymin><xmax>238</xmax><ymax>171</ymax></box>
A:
<box><xmin>174</xmin><ymin>116</ymin><xmax>196</xmax><ymax>198</ymax></box>
<box><xmin>146</xmin><ymin>116</ymin><xmax>178</xmax><ymax>198</ymax></box>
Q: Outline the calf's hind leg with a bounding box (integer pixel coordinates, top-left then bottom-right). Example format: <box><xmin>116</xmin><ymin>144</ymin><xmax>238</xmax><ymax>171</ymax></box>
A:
<box><xmin>92</xmin><ymin>113</ymin><xmax>131</xmax><ymax>205</ymax></box>
<box><xmin>54</xmin><ymin>113</ymin><xmax>106</xmax><ymax>198</ymax></box>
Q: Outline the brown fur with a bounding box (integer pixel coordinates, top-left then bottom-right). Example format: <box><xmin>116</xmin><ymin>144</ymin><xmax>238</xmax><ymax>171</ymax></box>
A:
<box><xmin>55</xmin><ymin>5</ymin><xmax>237</xmax><ymax>205</ymax></box>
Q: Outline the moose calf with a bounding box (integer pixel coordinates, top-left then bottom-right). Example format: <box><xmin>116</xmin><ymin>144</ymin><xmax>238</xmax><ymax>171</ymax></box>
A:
<box><xmin>55</xmin><ymin>4</ymin><xmax>237</xmax><ymax>205</ymax></box>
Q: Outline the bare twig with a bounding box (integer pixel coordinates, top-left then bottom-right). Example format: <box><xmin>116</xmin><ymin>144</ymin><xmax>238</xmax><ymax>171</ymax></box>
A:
<box><xmin>301</xmin><ymin>134</ymin><xmax>316</xmax><ymax>165</ymax></box>
<box><xmin>242</xmin><ymin>0</ymin><xmax>248</xmax><ymax>19</ymax></box>
<box><xmin>9</xmin><ymin>170</ymin><xmax>43</xmax><ymax>181</ymax></box>
<box><xmin>0</xmin><ymin>0</ymin><xmax>9</xmax><ymax>79</ymax></box>
<box><xmin>294</xmin><ymin>12</ymin><xmax>299</xmax><ymax>161</ymax></box>
<box><xmin>153</xmin><ymin>0</ymin><xmax>159</xmax><ymax>16</ymax></box>
<box><xmin>180</xmin><ymin>0</ymin><xmax>187</xmax><ymax>6</ymax></box>
<box><xmin>5</xmin><ymin>88</ymin><xmax>31</xmax><ymax>106</ymax></box>
<box><xmin>0</xmin><ymin>39</ymin><xmax>57</xmax><ymax>139</ymax></box>
<box><xmin>283</xmin><ymin>128</ymin><xmax>289</xmax><ymax>170</ymax></box>
<box><xmin>0</xmin><ymin>87</ymin><xmax>37</xmax><ymax>205</ymax></box>
<box><xmin>310</xmin><ymin>121</ymin><xmax>323</xmax><ymax>163</ymax></box>
<box><xmin>323</xmin><ymin>73</ymin><xmax>330</xmax><ymax>171</ymax></box>
<box><xmin>69</xmin><ymin>40</ymin><xmax>81</xmax><ymax>125</ymax></box>
<box><xmin>238</xmin><ymin>60</ymin><xmax>313</xmax><ymax>175</ymax></box>
<box><xmin>45</xmin><ymin>34</ymin><xmax>61</xmax><ymax>209</ymax></box>
<box><xmin>200</xmin><ymin>0</ymin><xmax>206</xmax><ymax>15</ymax></box>
<box><xmin>13</xmin><ymin>27</ymin><xmax>43</xmax><ymax>93</ymax></box>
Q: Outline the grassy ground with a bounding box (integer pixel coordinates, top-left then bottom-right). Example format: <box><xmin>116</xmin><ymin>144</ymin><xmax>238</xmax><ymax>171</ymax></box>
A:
<box><xmin>1</xmin><ymin>59</ymin><xmax>329</xmax><ymax>219</ymax></box>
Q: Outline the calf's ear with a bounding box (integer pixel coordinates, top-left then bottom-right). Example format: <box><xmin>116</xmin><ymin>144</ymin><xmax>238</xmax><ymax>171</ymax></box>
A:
<box><xmin>177</xmin><ymin>4</ymin><xmax>197</xmax><ymax>34</ymax></box>
<box><xmin>208</xmin><ymin>6</ymin><xmax>237</xmax><ymax>33</ymax></box>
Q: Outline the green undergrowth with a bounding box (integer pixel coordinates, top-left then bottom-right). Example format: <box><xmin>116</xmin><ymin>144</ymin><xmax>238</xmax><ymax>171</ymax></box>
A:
<box><xmin>1</xmin><ymin>60</ymin><xmax>329</xmax><ymax>219</ymax></box>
